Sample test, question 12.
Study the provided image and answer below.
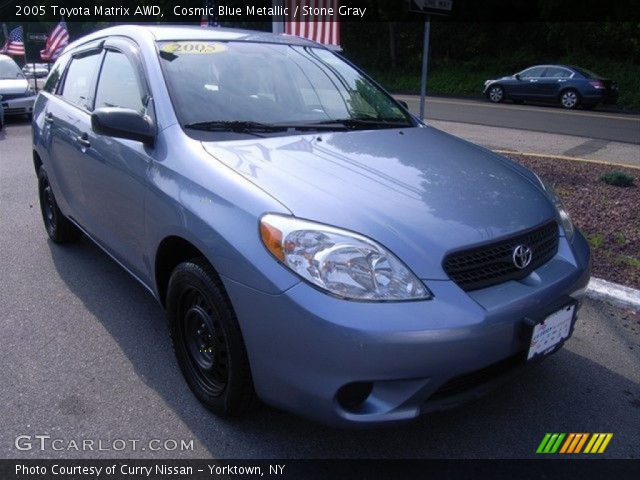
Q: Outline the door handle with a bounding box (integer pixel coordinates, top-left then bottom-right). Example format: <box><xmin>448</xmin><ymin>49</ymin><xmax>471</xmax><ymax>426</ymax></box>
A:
<box><xmin>44</xmin><ymin>112</ymin><xmax>54</xmax><ymax>124</ymax></box>
<box><xmin>529</xmin><ymin>79</ymin><xmax>538</xmax><ymax>83</ymax></box>
<box><xmin>75</xmin><ymin>133</ymin><xmax>90</xmax><ymax>148</ymax></box>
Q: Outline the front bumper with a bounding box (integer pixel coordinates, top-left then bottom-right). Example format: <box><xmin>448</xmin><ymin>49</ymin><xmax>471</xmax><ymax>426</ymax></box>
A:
<box><xmin>1</xmin><ymin>94</ymin><xmax>36</xmax><ymax>115</ymax></box>
<box><xmin>223</xmin><ymin>230</ymin><xmax>591</xmax><ymax>426</ymax></box>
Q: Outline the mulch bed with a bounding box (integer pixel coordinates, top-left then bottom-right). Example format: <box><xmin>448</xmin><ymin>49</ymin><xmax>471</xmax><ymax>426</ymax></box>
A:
<box><xmin>505</xmin><ymin>154</ymin><xmax>640</xmax><ymax>290</ymax></box>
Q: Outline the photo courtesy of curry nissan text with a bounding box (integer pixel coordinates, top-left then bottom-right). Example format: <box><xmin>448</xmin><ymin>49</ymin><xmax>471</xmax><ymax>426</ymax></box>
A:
<box><xmin>28</xmin><ymin>22</ymin><xmax>591</xmax><ymax>427</ymax></box>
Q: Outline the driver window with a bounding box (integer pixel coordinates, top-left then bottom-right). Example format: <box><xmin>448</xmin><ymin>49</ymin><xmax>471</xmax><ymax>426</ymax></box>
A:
<box><xmin>95</xmin><ymin>51</ymin><xmax>144</xmax><ymax>113</ymax></box>
<box><xmin>520</xmin><ymin>67</ymin><xmax>545</xmax><ymax>79</ymax></box>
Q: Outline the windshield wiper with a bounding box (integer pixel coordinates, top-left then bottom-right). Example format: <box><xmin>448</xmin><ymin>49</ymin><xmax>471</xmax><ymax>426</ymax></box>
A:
<box><xmin>308</xmin><ymin>118</ymin><xmax>412</xmax><ymax>129</ymax></box>
<box><xmin>184</xmin><ymin>120</ymin><xmax>287</xmax><ymax>132</ymax></box>
<box><xmin>184</xmin><ymin>120</ymin><xmax>349</xmax><ymax>133</ymax></box>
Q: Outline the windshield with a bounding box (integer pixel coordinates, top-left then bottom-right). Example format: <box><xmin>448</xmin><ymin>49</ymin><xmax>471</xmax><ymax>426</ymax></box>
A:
<box><xmin>0</xmin><ymin>58</ymin><xmax>24</xmax><ymax>79</ymax></box>
<box><xmin>157</xmin><ymin>41</ymin><xmax>412</xmax><ymax>132</ymax></box>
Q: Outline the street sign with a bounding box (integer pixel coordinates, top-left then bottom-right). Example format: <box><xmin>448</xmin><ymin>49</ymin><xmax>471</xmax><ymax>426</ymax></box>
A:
<box><xmin>28</xmin><ymin>33</ymin><xmax>47</xmax><ymax>41</ymax></box>
<box><xmin>407</xmin><ymin>0</ymin><xmax>453</xmax><ymax>16</ymax></box>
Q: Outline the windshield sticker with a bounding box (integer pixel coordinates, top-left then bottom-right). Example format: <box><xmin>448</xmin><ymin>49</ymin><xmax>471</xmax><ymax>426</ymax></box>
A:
<box><xmin>160</xmin><ymin>42</ymin><xmax>227</xmax><ymax>55</ymax></box>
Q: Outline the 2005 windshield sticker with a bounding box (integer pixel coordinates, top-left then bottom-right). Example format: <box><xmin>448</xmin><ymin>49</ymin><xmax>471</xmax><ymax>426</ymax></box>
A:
<box><xmin>160</xmin><ymin>42</ymin><xmax>227</xmax><ymax>55</ymax></box>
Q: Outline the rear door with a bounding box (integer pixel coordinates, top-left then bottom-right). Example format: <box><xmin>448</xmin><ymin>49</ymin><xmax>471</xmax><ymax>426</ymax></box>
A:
<box><xmin>45</xmin><ymin>45</ymin><xmax>102</xmax><ymax>224</ymax></box>
<box><xmin>77</xmin><ymin>38</ymin><xmax>154</xmax><ymax>280</ymax></box>
<box><xmin>538</xmin><ymin>66</ymin><xmax>573</xmax><ymax>99</ymax></box>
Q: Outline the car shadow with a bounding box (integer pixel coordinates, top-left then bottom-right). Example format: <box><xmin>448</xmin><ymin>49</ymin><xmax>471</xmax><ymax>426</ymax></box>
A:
<box><xmin>47</xmin><ymin>237</ymin><xmax>640</xmax><ymax>459</ymax></box>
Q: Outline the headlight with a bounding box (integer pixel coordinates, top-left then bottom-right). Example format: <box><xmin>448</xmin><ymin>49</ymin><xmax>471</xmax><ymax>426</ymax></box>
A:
<box><xmin>260</xmin><ymin>214</ymin><xmax>432</xmax><ymax>301</ymax></box>
<box><xmin>537</xmin><ymin>176</ymin><xmax>575</xmax><ymax>241</ymax></box>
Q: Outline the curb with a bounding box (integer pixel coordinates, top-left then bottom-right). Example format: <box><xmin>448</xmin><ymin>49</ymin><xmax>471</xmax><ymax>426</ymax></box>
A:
<box><xmin>586</xmin><ymin>277</ymin><xmax>640</xmax><ymax>309</ymax></box>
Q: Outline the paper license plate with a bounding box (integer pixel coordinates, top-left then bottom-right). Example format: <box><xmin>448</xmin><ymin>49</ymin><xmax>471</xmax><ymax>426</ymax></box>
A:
<box><xmin>527</xmin><ymin>304</ymin><xmax>575</xmax><ymax>360</ymax></box>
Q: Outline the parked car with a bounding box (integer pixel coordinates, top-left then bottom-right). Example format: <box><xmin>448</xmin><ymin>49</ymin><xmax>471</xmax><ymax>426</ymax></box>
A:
<box><xmin>32</xmin><ymin>26</ymin><xmax>591</xmax><ymax>426</ymax></box>
<box><xmin>0</xmin><ymin>54</ymin><xmax>36</xmax><ymax>116</ymax></box>
<box><xmin>22</xmin><ymin>63</ymin><xmax>50</xmax><ymax>78</ymax></box>
<box><xmin>483</xmin><ymin>64</ymin><xmax>619</xmax><ymax>109</ymax></box>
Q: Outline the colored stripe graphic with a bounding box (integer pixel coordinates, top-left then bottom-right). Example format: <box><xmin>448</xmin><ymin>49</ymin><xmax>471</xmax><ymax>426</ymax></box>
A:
<box><xmin>538</xmin><ymin>433</ymin><xmax>613</xmax><ymax>454</ymax></box>
<box><xmin>559</xmin><ymin>433</ymin><xmax>588</xmax><ymax>453</ymax></box>
<box><xmin>537</xmin><ymin>433</ymin><xmax>565</xmax><ymax>453</ymax></box>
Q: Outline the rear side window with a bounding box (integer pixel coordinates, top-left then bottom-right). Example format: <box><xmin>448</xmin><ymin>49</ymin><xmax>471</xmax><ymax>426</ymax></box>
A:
<box><xmin>543</xmin><ymin>67</ymin><xmax>572</xmax><ymax>79</ymax></box>
<box><xmin>95</xmin><ymin>51</ymin><xmax>144</xmax><ymax>113</ymax></box>
<box><xmin>61</xmin><ymin>53</ymin><xmax>101</xmax><ymax>110</ymax></box>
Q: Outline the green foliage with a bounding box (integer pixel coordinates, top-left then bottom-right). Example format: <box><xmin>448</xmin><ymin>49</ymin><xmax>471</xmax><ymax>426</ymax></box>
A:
<box><xmin>341</xmin><ymin>21</ymin><xmax>640</xmax><ymax>109</ymax></box>
<box><xmin>600</xmin><ymin>171</ymin><xmax>635</xmax><ymax>187</ymax></box>
<box><xmin>587</xmin><ymin>233</ymin><xmax>604</xmax><ymax>249</ymax></box>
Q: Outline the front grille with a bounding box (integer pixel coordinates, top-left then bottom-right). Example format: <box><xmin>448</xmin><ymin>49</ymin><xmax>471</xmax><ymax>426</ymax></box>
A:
<box><xmin>443</xmin><ymin>220</ymin><xmax>559</xmax><ymax>291</ymax></box>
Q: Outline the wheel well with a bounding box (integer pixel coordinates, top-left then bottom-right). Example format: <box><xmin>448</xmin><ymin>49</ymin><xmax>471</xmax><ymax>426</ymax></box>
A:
<box><xmin>33</xmin><ymin>151</ymin><xmax>42</xmax><ymax>175</ymax></box>
<box><xmin>559</xmin><ymin>87</ymin><xmax>580</xmax><ymax>98</ymax></box>
<box><xmin>155</xmin><ymin>236</ymin><xmax>210</xmax><ymax>307</ymax></box>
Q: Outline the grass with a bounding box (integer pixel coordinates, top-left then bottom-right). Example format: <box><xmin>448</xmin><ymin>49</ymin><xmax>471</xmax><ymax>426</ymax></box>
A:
<box><xmin>617</xmin><ymin>256</ymin><xmax>640</xmax><ymax>268</ymax></box>
<box><xmin>587</xmin><ymin>233</ymin><xmax>605</xmax><ymax>249</ymax></box>
<box><xmin>369</xmin><ymin>57</ymin><xmax>640</xmax><ymax>110</ymax></box>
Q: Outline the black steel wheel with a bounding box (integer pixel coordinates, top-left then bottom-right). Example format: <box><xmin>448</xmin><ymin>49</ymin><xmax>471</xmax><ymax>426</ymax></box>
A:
<box><xmin>37</xmin><ymin>166</ymin><xmax>81</xmax><ymax>243</ymax></box>
<box><xmin>167</xmin><ymin>258</ymin><xmax>258</xmax><ymax>416</ymax></box>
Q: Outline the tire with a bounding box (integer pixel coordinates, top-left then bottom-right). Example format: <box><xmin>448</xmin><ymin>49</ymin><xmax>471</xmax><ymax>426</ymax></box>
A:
<box><xmin>559</xmin><ymin>89</ymin><xmax>580</xmax><ymax>109</ymax></box>
<box><xmin>487</xmin><ymin>85</ymin><xmax>505</xmax><ymax>103</ymax></box>
<box><xmin>167</xmin><ymin>258</ymin><xmax>258</xmax><ymax>416</ymax></box>
<box><xmin>37</xmin><ymin>166</ymin><xmax>81</xmax><ymax>243</ymax></box>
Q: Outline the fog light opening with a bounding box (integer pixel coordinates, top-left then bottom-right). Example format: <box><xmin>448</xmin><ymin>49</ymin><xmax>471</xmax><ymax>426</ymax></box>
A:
<box><xmin>336</xmin><ymin>382</ymin><xmax>373</xmax><ymax>412</ymax></box>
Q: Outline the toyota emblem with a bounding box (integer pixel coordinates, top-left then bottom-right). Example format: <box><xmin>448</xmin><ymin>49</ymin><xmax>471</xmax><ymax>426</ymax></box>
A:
<box><xmin>512</xmin><ymin>244</ymin><xmax>533</xmax><ymax>269</ymax></box>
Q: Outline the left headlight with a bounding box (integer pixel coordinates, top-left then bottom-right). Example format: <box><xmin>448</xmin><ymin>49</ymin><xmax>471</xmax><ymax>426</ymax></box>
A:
<box><xmin>537</xmin><ymin>177</ymin><xmax>575</xmax><ymax>241</ymax></box>
<box><xmin>260</xmin><ymin>214</ymin><xmax>432</xmax><ymax>301</ymax></box>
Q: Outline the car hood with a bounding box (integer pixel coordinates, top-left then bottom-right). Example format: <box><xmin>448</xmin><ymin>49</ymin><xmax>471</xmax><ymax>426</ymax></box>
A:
<box><xmin>202</xmin><ymin>126</ymin><xmax>557</xmax><ymax>279</ymax></box>
<box><xmin>0</xmin><ymin>78</ymin><xmax>28</xmax><ymax>94</ymax></box>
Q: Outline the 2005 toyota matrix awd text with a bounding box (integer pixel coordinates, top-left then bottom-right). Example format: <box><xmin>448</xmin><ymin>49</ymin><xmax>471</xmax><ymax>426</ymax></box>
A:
<box><xmin>32</xmin><ymin>25</ymin><xmax>591</xmax><ymax>426</ymax></box>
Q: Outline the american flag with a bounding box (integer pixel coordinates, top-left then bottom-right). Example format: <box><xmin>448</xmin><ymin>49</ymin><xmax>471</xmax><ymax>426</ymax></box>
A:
<box><xmin>200</xmin><ymin>0</ymin><xmax>220</xmax><ymax>27</ymax></box>
<box><xmin>40</xmin><ymin>20</ymin><xmax>69</xmax><ymax>61</ymax></box>
<box><xmin>285</xmin><ymin>0</ymin><xmax>340</xmax><ymax>47</ymax></box>
<box><xmin>1</xmin><ymin>26</ymin><xmax>25</xmax><ymax>56</ymax></box>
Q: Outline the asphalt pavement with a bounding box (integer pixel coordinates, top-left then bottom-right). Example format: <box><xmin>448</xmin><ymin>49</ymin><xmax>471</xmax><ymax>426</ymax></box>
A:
<box><xmin>395</xmin><ymin>95</ymin><xmax>640</xmax><ymax>144</ymax></box>
<box><xmin>1</xmin><ymin>119</ymin><xmax>639</xmax><ymax>459</ymax></box>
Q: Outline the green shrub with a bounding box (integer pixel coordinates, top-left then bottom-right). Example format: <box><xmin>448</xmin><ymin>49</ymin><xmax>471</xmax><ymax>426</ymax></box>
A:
<box><xmin>600</xmin><ymin>171</ymin><xmax>635</xmax><ymax>187</ymax></box>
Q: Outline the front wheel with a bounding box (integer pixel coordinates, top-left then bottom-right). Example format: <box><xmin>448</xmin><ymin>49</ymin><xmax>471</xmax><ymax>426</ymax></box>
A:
<box><xmin>560</xmin><ymin>89</ymin><xmax>580</xmax><ymax>109</ymax></box>
<box><xmin>167</xmin><ymin>258</ymin><xmax>258</xmax><ymax>416</ymax></box>
<box><xmin>488</xmin><ymin>85</ymin><xmax>505</xmax><ymax>103</ymax></box>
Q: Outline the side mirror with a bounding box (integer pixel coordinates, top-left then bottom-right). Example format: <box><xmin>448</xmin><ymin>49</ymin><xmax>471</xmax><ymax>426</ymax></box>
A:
<box><xmin>514</xmin><ymin>74</ymin><xmax>521</xmax><ymax>81</ymax></box>
<box><xmin>91</xmin><ymin>107</ymin><xmax>155</xmax><ymax>145</ymax></box>
<box><xmin>398</xmin><ymin>100</ymin><xmax>409</xmax><ymax>110</ymax></box>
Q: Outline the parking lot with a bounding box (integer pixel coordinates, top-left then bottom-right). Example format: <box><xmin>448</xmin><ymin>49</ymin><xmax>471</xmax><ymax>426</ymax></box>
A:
<box><xmin>1</xmin><ymin>117</ymin><xmax>639</xmax><ymax>459</ymax></box>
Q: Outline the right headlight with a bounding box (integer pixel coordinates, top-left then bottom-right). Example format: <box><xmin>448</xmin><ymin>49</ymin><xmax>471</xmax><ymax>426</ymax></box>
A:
<box><xmin>537</xmin><ymin>176</ymin><xmax>575</xmax><ymax>241</ymax></box>
<box><xmin>259</xmin><ymin>214</ymin><xmax>432</xmax><ymax>301</ymax></box>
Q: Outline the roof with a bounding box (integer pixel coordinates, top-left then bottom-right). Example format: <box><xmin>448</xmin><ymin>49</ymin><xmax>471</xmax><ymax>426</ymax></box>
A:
<box><xmin>64</xmin><ymin>24</ymin><xmax>323</xmax><ymax>53</ymax></box>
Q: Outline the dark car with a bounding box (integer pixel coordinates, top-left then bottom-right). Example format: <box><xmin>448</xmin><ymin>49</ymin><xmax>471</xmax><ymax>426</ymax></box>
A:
<box><xmin>483</xmin><ymin>65</ymin><xmax>618</xmax><ymax>109</ymax></box>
